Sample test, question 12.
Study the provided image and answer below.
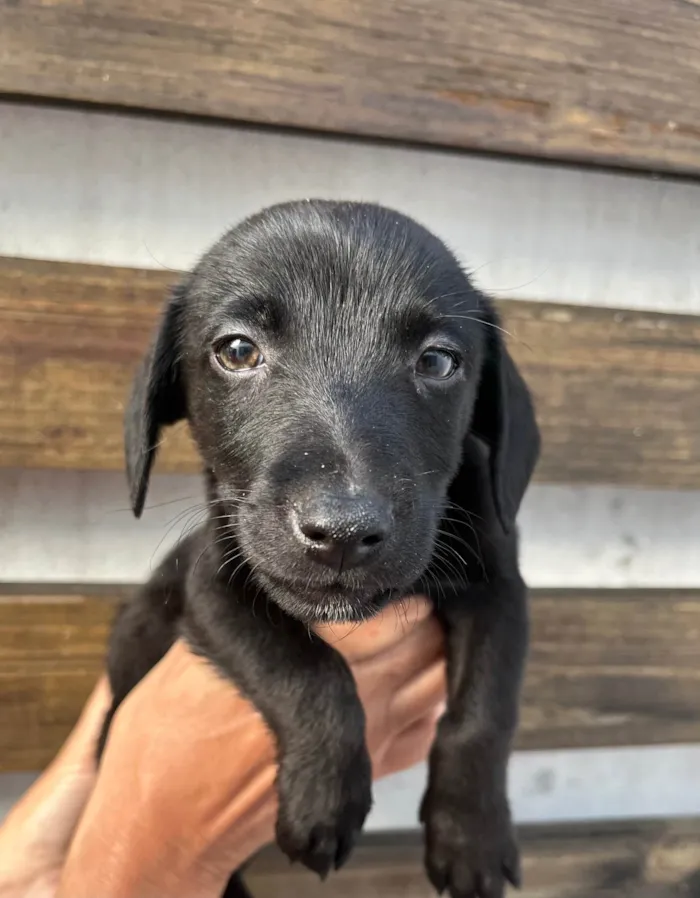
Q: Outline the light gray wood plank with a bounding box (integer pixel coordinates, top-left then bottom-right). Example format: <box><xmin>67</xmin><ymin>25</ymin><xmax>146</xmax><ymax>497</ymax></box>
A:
<box><xmin>1</xmin><ymin>102</ymin><xmax>699</xmax><ymax>315</ymax></box>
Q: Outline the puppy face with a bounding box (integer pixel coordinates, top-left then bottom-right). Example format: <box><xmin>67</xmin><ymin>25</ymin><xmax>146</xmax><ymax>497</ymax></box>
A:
<box><xmin>126</xmin><ymin>201</ymin><xmax>539</xmax><ymax>622</ymax></box>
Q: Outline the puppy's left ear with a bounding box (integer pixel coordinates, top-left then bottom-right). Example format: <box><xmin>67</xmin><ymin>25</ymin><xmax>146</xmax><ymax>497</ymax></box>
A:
<box><xmin>124</xmin><ymin>281</ymin><xmax>188</xmax><ymax>518</ymax></box>
<box><xmin>470</xmin><ymin>305</ymin><xmax>540</xmax><ymax>533</ymax></box>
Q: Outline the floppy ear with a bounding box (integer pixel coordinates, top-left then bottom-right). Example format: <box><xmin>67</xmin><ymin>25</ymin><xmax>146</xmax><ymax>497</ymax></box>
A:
<box><xmin>125</xmin><ymin>283</ymin><xmax>188</xmax><ymax>518</ymax></box>
<box><xmin>470</xmin><ymin>306</ymin><xmax>540</xmax><ymax>533</ymax></box>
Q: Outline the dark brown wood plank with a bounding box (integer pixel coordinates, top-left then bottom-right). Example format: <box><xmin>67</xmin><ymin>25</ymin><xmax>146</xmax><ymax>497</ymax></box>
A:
<box><xmin>0</xmin><ymin>587</ymin><xmax>122</xmax><ymax>772</ymax></box>
<box><xmin>1</xmin><ymin>586</ymin><xmax>698</xmax><ymax>772</ymax></box>
<box><xmin>2</xmin><ymin>1</ymin><xmax>700</xmax><ymax>174</ymax></box>
<box><xmin>2</xmin><ymin>255</ymin><xmax>699</xmax><ymax>488</ymax></box>
<box><xmin>246</xmin><ymin>822</ymin><xmax>700</xmax><ymax>897</ymax></box>
<box><xmin>0</xmin><ymin>257</ymin><xmax>192</xmax><ymax>474</ymax></box>
<box><xmin>521</xmin><ymin>590</ymin><xmax>700</xmax><ymax>750</ymax></box>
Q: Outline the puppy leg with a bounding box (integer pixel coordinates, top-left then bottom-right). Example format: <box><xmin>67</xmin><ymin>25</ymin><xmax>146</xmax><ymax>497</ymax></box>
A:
<box><xmin>183</xmin><ymin>577</ymin><xmax>372</xmax><ymax>880</ymax></box>
<box><xmin>97</xmin><ymin>543</ymin><xmax>186</xmax><ymax>760</ymax></box>
<box><xmin>421</xmin><ymin>576</ymin><xmax>526</xmax><ymax>898</ymax></box>
<box><xmin>421</xmin><ymin>451</ymin><xmax>527</xmax><ymax>898</ymax></box>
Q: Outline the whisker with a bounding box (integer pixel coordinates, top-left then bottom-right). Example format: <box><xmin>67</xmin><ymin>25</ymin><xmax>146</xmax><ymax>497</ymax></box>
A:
<box><xmin>440</xmin><ymin>314</ymin><xmax>514</xmax><ymax>340</ymax></box>
<box><xmin>431</xmin><ymin>546</ymin><xmax>469</xmax><ymax>591</ymax></box>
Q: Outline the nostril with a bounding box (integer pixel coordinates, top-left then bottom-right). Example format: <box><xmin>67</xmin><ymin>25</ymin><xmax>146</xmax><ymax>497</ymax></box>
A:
<box><xmin>301</xmin><ymin>527</ymin><xmax>326</xmax><ymax>543</ymax></box>
<box><xmin>299</xmin><ymin>523</ymin><xmax>328</xmax><ymax>543</ymax></box>
<box><xmin>292</xmin><ymin>496</ymin><xmax>392</xmax><ymax>567</ymax></box>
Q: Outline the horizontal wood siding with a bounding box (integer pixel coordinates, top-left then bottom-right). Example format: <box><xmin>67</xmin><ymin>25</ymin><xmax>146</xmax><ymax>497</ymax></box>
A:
<box><xmin>247</xmin><ymin>821</ymin><xmax>700</xmax><ymax>897</ymax></box>
<box><xmin>2</xmin><ymin>256</ymin><xmax>699</xmax><ymax>487</ymax></box>
<box><xmin>1</xmin><ymin>2</ymin><xmax>700</xmax><ymax>174</ymax></box>
<box><xmin>1</xmin><ymin>586</ymin><xmax>698</xmax><ymax>772</ymax></box>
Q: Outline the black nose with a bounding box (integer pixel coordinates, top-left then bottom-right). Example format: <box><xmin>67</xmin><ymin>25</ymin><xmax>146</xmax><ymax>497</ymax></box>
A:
<box><xmin>292</xmin><ymin>493</ymin><xmax>392</xmax><ymax>570</ymax></box>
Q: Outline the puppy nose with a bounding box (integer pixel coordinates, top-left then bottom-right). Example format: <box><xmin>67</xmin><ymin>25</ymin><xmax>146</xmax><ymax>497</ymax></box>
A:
<box><xmin>292</xmin><ymin>494</ymin><xmax>392</xmax><ymax>570</ymax></box>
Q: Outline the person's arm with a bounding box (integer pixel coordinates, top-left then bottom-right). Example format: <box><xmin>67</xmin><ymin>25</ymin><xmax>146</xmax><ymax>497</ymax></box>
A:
<box><xmin>0</xmin><ymin>596</ymin><xmax>445</xmax><ymax>898</ymax></box>
<box><xmin>0</xmin><ymin>678</ymin><xmax>111</xmax><ymax>898</ymax></box>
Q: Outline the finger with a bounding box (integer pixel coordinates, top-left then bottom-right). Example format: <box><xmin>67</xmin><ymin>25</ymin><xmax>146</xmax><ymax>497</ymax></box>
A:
<box><xmin>316</xmin><ymin>595</ymin><xmax>432</xmax><ymax>653</ymax></box>
<box><xmin>342</xmin><ymin>605</ymin><xmax>443</xmax><ymax>677</ymax></box>
<box><xmin>315</xmin><ymin>595</ymin><xmax>433</xmax><ymax>658</ymax></box>
<box><xmin>392</xmin><ymin>658</ymin><xmax>447</xmax><ymax>727</ymax></box>
<box><xmin>351</xmin><ymin>609</ymin><xmax>444</xmax><ymax>698</ymax></box>
<box><xmin>53</xmin><ymin>675</ymin><xmax>113</xmax><ymax>768</ymax></box>
<box><xmin>375</xmin><ymin>713</ymin><xmax>440</xmax><ymax>780</ymax></box>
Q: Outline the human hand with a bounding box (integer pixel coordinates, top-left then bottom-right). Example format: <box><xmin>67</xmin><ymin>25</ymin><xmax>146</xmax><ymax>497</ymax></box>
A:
<box><xmin>60</xmin><ymin>595</ymin><xmax>445</xmax><ymax>897</ymax></box>
<box><xmin>0</xmin><ymin>677</ymin><xmax>111</xmax><ymax>898</ymax></box>
<box><xmin>0</xmin><ymin>596</ymin><xmax>445</xmax><ymax>898</ymax></box>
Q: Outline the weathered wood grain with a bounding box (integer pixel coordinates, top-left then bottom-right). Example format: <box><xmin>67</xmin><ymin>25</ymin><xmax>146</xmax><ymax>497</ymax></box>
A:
<box><xmin>0</xmin><ymin>257</ymin><xmax>190</xmax><ymax>473</ymax></box>
<box><xmin>522</xmin><ymin>590</ymin><xmax>700</xmax><ymax>750</ymax></box>
<box><xmin>246</xmin><ymin>821</ymin><xmax>700</xmax><ymax>897</ymax></box>
<box><xmin>0</xmin><ymin>587</ymin><xmax>121</xmax><ymax>772</ymax></box>
<box><xmin>2</xmin><ymin>256</ymin><xmax>699</xmax><ymax>488</ymax></box>
<box><xmin>1</xmin><ymin>1</ymin><xmax>700</xmax><ymax>174</ymax></box>
<box><xmin>1</xmin><ymin>586</ymin><xmax>698</xmax><ymax>772</ymax></box>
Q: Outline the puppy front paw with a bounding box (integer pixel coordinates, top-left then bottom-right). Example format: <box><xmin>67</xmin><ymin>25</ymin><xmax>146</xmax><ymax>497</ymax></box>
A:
<box><xmin>420</xmin><ymin>789</ymin><xmax>520</xmax><ymax>898</ymax></box>
<box><xmin>275</xmin><ymin>744</ymin><xmax>373</xmax><ymax>878</ymax></box>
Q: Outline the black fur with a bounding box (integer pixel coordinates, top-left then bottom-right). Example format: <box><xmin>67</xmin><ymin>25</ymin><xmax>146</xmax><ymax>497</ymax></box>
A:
<box><xmin>99</xmin><ymin>200</ymin><xmax>540</xmax><ymax>898</ymax></box>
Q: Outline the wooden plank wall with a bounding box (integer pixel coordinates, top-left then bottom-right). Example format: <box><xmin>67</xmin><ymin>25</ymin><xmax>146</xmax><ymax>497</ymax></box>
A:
<box><xmin>2</xmin><ymin>256</ymin><xmax>699</xmax><ymax>487</ymax></box>
<box><xmin>3</xmin><ymin>585</ymin><xmax>699</xmax><ymax>773</ymax></box>
<box><xmin>1</xmin><ymin>0</ymin><xmax>699</xmax><ymax>891</ymax></box>
<box><xmin>2</xmin><ymin>1</ymin><xmax>700</xmax><ymax>174</ymax></box>
<box><xmin>246</xmin><ymin>824</ymin><xmax>700</xmax><ymax>897</ymax></box>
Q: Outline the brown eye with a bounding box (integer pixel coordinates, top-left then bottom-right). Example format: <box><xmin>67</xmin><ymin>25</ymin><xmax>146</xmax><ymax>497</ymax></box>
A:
<box><xmin>215</xmin><ymin>336</ymin><xmax>264</xmax><ymax>372</ymax></box>
<box><xmin>416</xmin><ymin>348</ymin><xmax>458</xmax><ymax>380</ymax></box>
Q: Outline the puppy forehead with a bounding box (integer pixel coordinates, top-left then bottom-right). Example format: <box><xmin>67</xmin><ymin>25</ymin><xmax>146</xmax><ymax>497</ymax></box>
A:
<box><xmin>190</xmin><ymin>202</ymin><xmax>484</xmax><ymax>338</ymax></box>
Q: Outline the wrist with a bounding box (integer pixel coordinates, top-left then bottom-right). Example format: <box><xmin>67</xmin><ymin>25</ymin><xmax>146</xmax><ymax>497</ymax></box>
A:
<box><xmin>0</xmin><ymin>757</ymin><xmax>97</xmax><ymax>893</ymax></box>
<box><xmin>57</xmin><ymin>759</ymin><xmax>277</xmax><ymax>898</ymax></box>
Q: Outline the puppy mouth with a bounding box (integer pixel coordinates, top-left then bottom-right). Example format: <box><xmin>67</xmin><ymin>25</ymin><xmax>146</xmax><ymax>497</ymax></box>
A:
<box><xmin>256</xmin><ymin>569</ymin><xmax>394</xmax><ymax>623</ymax></box>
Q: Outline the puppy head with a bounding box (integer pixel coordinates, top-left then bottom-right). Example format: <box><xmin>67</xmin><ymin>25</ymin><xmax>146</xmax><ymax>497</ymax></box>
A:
<box><xmin>126</xmin><ymin>201</ymin><xmax>539</xmax><ymax>621</ymax></box>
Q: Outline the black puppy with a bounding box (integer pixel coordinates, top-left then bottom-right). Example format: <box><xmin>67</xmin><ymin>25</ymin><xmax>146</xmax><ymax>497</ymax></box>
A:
<box><xmin>99</xmin><ymin>200</ymin><xmax>540</xmax><ymax>898</ymax></box>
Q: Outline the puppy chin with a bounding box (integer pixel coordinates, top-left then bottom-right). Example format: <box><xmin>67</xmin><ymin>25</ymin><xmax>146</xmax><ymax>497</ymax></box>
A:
<box><xmin>256</xmin><ymin>572</ymin><xmax>393</xmax><ymax>624</ymax></box>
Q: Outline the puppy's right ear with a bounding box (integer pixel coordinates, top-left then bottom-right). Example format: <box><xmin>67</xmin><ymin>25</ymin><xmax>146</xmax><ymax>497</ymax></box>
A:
<box><xmin>125</xmin><ymin>282</ymin><xmax>188</xmax><ymax>517</ymax></box>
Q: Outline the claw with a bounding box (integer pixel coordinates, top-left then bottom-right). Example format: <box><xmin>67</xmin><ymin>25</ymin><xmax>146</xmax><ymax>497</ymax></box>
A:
<box><xmin>334</xmin><ymin>830</ymin><xmax>358</xmax><ymax>870</ymax></box>
<box><xmin>427</xmin><ymin>864</ymin><xmax>449</xmax><ymax>896</ymax></box>
<box><xmin>502</xmin><ymin>851</ymin><xmax>521</xmax><ymax>888</ymax></box>
<box><xmin>306</xmin><ymin>852</ymin><xmax>333</xmax><ymax>880</ymax></box>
